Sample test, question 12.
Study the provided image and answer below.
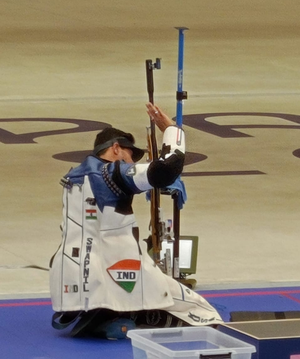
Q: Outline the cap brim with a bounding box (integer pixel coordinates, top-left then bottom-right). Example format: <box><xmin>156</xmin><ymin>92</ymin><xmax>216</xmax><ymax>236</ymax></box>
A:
<box><xmin>131</xmin><ymin>147</ymin><xmax>145</xmax><ymax>162</ymax></box>
<box><xmin>117</xmin><ymin>138</ymin><xmax>144</xmax><ymax>162</ymax></box>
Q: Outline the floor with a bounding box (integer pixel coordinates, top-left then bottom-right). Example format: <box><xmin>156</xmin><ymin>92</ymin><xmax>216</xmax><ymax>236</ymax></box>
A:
<box><xmin>1</xmin><ymin>286</ymin><xmax>300</xmax><ymax>359</ymax></box>
<box><xmin>1</xmin><ymin>0</ymin><xmax>300</xmax><ymax>300</ymax></box>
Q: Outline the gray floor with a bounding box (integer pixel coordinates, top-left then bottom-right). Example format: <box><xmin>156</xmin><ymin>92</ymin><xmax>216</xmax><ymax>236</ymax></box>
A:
<box><xmin>1</xmin><ymin>0</ymin><xmax>300</xmax><ymax>299</ymax></box>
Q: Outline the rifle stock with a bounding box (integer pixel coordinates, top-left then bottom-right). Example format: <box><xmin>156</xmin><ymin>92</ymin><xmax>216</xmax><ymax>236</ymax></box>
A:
<box><xmin>145</xmin><ymin>58</ymin><xmax>161</xmax><ymax>263</ymax></box>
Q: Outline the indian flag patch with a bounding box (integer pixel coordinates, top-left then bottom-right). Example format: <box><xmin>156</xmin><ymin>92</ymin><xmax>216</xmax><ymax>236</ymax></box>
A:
<box><xmin>86</xmin><ymin>209</ymin><xmax>97</xmax><ymax>220</ymax></box>
<box><xmin>107</xmin><ymin>259</ymin><xmax>141</xmax><ymax>293</ymax></box>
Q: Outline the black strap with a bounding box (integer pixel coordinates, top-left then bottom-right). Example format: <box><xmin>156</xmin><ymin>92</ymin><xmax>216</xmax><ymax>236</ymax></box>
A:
<box><xmin>200</xmin><ymin>354</ymin><xmax>231</xmax><ymax>359</ymax></box>
<box><xmin>93</xmin><ymin>136</ymin><xmax>134</xmax><ymax>156</ymax></box>
<box><xmin>51</xmin><ymin>311</ymin><xmax>81</xmax><ymax>330</ymax></box>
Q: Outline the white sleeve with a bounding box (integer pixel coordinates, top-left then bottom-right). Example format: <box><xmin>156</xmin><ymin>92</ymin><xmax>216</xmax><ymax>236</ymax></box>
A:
<box><xmin>131</xmin><ymin>126</ymin><xmax>185</xmax><ymax>191</ymax></box>
<box><xmin>131</xmin><ymin>163</ymin><xmax>151</xmax><ymax>192</ymax></box>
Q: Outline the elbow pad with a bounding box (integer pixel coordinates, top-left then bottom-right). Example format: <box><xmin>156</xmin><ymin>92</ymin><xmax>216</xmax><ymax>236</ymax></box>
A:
<box><xmin>160</xmin><ymin>125</ymin><xmax>185</xmax><ymax>159</ymax></box>
<box><xmin>148</xmin><ymin>126</ymin><xmax>185</xmax><ymax>188</ymax></box>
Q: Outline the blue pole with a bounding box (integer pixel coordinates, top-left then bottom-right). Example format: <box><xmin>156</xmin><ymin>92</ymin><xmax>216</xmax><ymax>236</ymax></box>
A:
<box><xmin>175</xmin><ymin>27</ymin><xmax>188</xmax><ymax>128</ymax></box>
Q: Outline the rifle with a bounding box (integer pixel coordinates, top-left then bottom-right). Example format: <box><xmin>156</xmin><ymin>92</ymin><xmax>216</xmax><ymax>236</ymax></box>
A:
<box><xmin>172</xmin><ymin>27</ymin><xmax>188</xmax><ymax>279</ymax></box>
<box><xmin>145</xmin><ymin>58</ymin><xmax>162</xmax><ymax>264</ymax></box>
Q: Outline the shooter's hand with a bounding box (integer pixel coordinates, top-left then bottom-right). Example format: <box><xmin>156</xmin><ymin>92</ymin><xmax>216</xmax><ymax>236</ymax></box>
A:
<box><xmin>146</xmin><ymin>103</ymin><xmax>175</xmax><ymax>132</ymax></box>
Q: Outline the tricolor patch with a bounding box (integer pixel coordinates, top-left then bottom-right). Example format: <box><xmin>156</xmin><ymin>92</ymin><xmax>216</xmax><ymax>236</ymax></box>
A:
<box><xmin>107</xmin><ymin>259</ymin><xmax>141</xmax><ymax>293</ymax></box>
<box><xmin>86</xmin><ymin>209</ymin><xmax>97</xmax><ymax>220</ymax></box>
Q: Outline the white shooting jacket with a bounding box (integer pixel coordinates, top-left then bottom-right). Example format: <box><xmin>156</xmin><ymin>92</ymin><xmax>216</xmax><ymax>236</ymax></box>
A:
<box><xmin>49</xmin><ymin>126</ymin><xmax>222</xmax><ymax>325</ymax></box>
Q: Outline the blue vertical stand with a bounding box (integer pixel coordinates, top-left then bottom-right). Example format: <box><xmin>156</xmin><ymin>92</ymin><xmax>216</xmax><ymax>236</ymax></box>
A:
<box><xmin>175</xmin><ymin>27</ymin><xmax>189</xmax><ymax>128</ymax></box>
